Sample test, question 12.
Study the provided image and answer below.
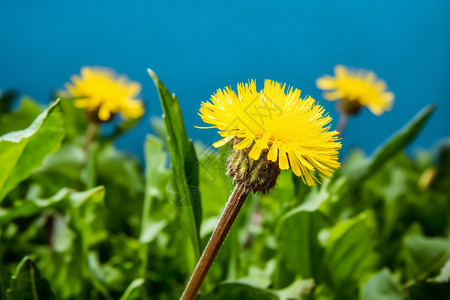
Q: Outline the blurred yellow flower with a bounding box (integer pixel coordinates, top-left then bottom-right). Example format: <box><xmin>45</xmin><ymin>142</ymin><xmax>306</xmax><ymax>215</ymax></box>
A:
<box><xmin>316</xmin><ymin>65</ymin><xmax>394</xmax><ymax>115</ymax></box>
<box><xmin>198</xmin><ymin>80</ymin><xmax>341</xmax><ymax>185</ymax></box>
<box><xmin>65</xmin><ymin>67</ymin><xmax>144</xmax><ymax>121</ymax></box>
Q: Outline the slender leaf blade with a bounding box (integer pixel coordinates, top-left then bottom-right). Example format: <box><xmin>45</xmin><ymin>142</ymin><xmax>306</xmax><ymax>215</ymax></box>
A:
<box><xmin>148</xmin><ymin>69</ymin><xmax>202</xmax><ymax>258</ymax></box>
<box><xmin>119</xmin><ymin>279</ymin><xmax>145</xmax><ymax>300</ymax></box>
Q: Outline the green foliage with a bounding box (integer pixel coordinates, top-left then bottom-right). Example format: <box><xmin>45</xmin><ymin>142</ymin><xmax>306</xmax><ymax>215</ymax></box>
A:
<box><xmin>0</xmin><ymin>89</ymin><xmax>448</xmax><ymax>300</ymax></box>
<box><xmin>148</xmin><ymin>69</ymin><xmax>202</xmax><ymax>263</ymax></box>
<box><xmin>361</xmin><ymin>268</ymin><xmax>404</xmax><ymax>300</ymax></box>
<box><xmin>6</xmin><ymin>257</ymin><xmax>55</xmax><ymax>300</ymax></box>
<box><xmin>0</xmin><ymin>99</ymin><xmax>64</xmax><ymax>202</ymax></box>
<box><xmin>0</xmin><ymin>96</ymin><xmax>42</xmax><ymax>136</ymax></box>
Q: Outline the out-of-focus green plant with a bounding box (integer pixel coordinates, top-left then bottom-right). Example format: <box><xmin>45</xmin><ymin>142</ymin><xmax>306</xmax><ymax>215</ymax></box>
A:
<box><xmin>0</xmin><ymin>79</ymin><xmax>448</xmax><ymax>300</ymax></box>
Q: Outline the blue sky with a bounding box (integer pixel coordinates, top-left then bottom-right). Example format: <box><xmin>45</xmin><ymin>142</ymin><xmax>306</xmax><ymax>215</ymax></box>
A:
<box><xmin>1</xmin><ymin>0</ymin><xmax>449</xmax><ymax>160</ymax></box>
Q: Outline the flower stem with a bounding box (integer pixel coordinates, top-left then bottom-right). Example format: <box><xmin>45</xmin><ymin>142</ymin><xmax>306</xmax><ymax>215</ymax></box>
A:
<box><xmin>84</xmin><ymin>122</ymin><xmax>98</xmax><ymax>154</ymax></box>
<box><xmin>180</xmin><ymin>183</ymin><xmax>250</xmax><ymax>300</ymax></box>
<box><xmin>336</xmin><ymin>113</ymin><xmax>349</xmax><ymax>138</ymax></box>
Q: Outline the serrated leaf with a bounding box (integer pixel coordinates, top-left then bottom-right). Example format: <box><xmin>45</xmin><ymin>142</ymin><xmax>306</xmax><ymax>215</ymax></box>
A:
<box><xmin>7</xmin><ymin>257</ymin><xmax>55</xmax><ymax>300</ymax></box>
<box><xmin>0</xmin><ymin>99</ymin><xmax>65</xmax><ymax>202</ymax></box>
<box><xmin>148</xmin><ymin>69</ymin><xmax>202</xmax><ymax>258</ymax></box>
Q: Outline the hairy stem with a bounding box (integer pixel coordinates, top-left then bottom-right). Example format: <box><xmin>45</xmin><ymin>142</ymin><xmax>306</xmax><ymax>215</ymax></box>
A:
<box><xmin>180</xmin><ymin>183</ymin><xmax>250</xmax><ymax>300</ymax></box>
<box><xmin>336</xmin><ymin>113</ymin><xmax>349</xmax><ymax>138</ymax></box>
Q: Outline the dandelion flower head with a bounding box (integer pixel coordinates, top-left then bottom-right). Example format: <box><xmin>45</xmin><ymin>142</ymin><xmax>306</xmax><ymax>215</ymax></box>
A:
<box><xmin>198</xmin><ymin>80</ymin><xmax>341</xmax><ymax>185</ymax></box>
<box><xmin>316</xmin><ymin>65</ymin><xmax>394</xmax><ymax>115</ymax></box>
<box><xmin>65</xmin><ymin>67</ymin><xmax>144</xmax><ymax>121</ymax></box>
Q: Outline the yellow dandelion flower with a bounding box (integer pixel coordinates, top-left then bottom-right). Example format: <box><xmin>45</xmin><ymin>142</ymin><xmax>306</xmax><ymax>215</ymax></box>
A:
<box><xmin>65</xmin><ymin>67</ymin><xmax>144</xmax><ymax>121</ymax></box>
<box><xmin>198</xmin><ymin>79</ymin><xmax>341</xmax><ymax>186</ymax></box>
<box><xmin>316</xmin><ymin>65</ymin><xmax>394</xmax><ymax>115</ymax></box>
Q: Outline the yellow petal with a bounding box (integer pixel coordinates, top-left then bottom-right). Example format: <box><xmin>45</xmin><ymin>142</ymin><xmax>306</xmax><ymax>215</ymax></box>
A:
<box><xmin>323</xmin><ymin>91</ymin><xmax>341</xmax><ymax>101</ymax></box>
<box><xmin>278</xmin><ymin>148</ymin><xmax>289</xmax><ymax>170</ymax></box>
<box><xmin>98</xmin><ymin>105</ymin><xmax>111</xmax><ymax>121</ymax></box>
<box><xmin>234</xmin><ymin>137</ymin><xmax>254</xmax><ymax>150</ymax></box>
<box><xmin>212</xmin><ymin>136</ymin><xmax>233</xmax><ymax>147</ymax></box>
<box><xmin>334</xmin><ymin>65</ymin><xmax>347</xmax><ymax>78</ymax></box>
<box><xmin>316</xmin><ymin>76</ymin><xmax>336</xmax><ymax>90</ymax></box>
<box><xmin>267</xmin><ymin>143</ymin><xmax>278</xmax><ymax>162</ymax></box>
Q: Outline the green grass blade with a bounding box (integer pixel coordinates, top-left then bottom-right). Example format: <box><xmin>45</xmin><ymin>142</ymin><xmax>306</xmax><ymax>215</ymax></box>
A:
<box><xmin>147</xmin><ymin>69</ymin><xmax>202</xmax><ymax>259</ymax></box>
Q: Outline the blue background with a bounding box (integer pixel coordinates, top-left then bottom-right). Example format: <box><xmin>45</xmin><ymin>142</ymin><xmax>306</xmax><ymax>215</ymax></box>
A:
<box><xmin>1</xmin><ymin>1</ymin><xmax>449</xmax><ymax>161</ymax></box>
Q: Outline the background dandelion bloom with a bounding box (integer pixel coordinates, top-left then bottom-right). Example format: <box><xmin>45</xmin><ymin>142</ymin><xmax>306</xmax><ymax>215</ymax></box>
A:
<box><xmin>198</xmin><ymin>80</ymin><xmax>341</xmax><ymax>185</ymax></box>
<box><xmin>316</xmin><ymin>65</ymin><xmax>394</xmax><ymax>115</ymax></box>
<box><xmin>65</xmin><ymin>67</ymin><xmax>144</xmax><ymax>121</ymax></box>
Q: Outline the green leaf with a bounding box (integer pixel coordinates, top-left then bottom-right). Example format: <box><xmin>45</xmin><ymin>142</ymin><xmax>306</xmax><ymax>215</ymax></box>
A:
<box><xmin>199</xmin><ymin>279</ymin><xmax>314</xmax><ymax>300</ymax></box>
<box><xmin>87</xmin><ymin>252</ymin><xmax>123</xmax><ymax>289</ymax></box>
<box><xmin>138</xmin><ymin>135</ymin><xmax>172</xmax><ymax>296</ymax></box>
<box><xmin>433</xmin><ymin>259</ymin><xmax>450</xmax><ymax>283</ymax></box>
<box><xmin>0</xmin><ymin>188</ymin><xmax>71</xmax><ymax>226</ymax></box>
<box><xmin>58</xmin><ymin>97</ymin><xmax>88</xmax><ymax>141</ymax></box>
<box><xmin>148</xmin><ymin>69</ymin><xmax>202</xmax><ymax>258</ymax></box>
<box><xmin>36</xmin><ymin>187</ymin><xmax>108</xmax><ymax>300</ymax></box>
<box><xmin>119</xmin><ymin>278</ymin><xmax>145</xmax><ymax>300</ymax></box>
<box><xmin>351</xmin><ymin>104</ymin><xmax>435</xmax><ymax>181</ymax></box>
<box><xmin>361</xmin><ymin>268</ymin><xmax>404</xmax><ymax>300</ymax></box>
<box><xmin>140</xmin><ymin>135</ymin><xmax>170</xmax><ymax>244</ymax></box>
<box><xmin>0</xmin><ymin>96</ymin><xmax>42</xmax><ymax>136</ymax></box>
<box><xmin>403</xmin><ymin>259</ymin><xmax>450</xmax><ymax>299</ymax></box>
<box><xmin>323</xmin><ymin>212</ymin><xmax>377</xmax><ymax>294</ymax></box>
<box><xmin>7</xmin><ymin>257</ymin><xmax>55</xmax><ymax>300</ymax></box>
<box><xmin>403</xmin><ymin>235</ymin><xmax>450</xmax><ymax>280</ymax></box>
<box><xmin>95</xmin><ymin>142</ymin><xmax>144</xmax><ymax>195</ymax></box>
<box><xmin>195</xmin><ymin>142</ymin><xmax>230</xmax><ymax>218</ymax></box>
<box><xmin>406</xmin><ymin>259</ymin><xmax>450</xmax><ymax>299</ymax></box>
<box><xmin>273</xmin><ymin>278</ymin><xmax>315</xmax><ymax>300</ymax></box>
<box><xmin>0</xmin><ymin>99</ymin><xmax>65</xmax><ymax>202</ymax></box>
<box><xmin>198</xmin><ymin>282</ymin><xmax>277</xmax><ymax>300</ymax></box>
<box><xmin>94</xmin><ymin>142</ymin><xmax>144</xmax><ymax>233</ymax></box>
<box><xmin>277</xmin><ymin>206</ymin><xmax>331</xmax><ymax>280</ymax></box>
<box><xmin>31</xmin><ymin>144</ymin><xmax>85</xmax><ymax>195</ymax></box>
